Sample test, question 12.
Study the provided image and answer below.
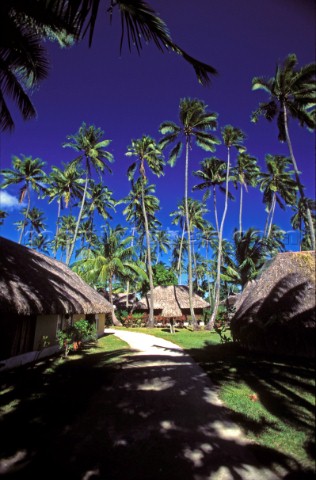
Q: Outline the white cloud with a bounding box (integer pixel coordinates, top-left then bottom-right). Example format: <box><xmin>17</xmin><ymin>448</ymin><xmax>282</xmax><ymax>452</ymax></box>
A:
<box><xmin>0</xmin><ymin>191</ymin><xmax>22</xmax><ymax>210</ymax></box>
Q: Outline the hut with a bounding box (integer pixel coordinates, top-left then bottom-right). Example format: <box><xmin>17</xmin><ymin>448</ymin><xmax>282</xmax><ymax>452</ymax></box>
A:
<box><xmin>135</xmin><ymin>285</ymin><xmax>210</xmax><ymax>328</ymax></box>
<box><xmin>231</xmin><ymin>251</ymin><xmax>316</xmax><ymax>358</ymax></box>
<box><xmin>0</xmin><ymin>236</ymin><xmax>112</xmax><ymax>367</ymax></box>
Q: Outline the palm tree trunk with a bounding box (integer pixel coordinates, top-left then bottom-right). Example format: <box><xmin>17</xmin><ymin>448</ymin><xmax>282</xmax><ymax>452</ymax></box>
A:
<box><xmin>54</xmin><ymin>200</ymin><xmax>61</xmax><ymax>258</ymax></box>
<box><xmin>141</xmin><ymin>183</ymin><xmax>155</xmax><ymax>327</ymax></box>
<box><xmin>213</xmin><ymin>186</ymin><xmax>219</xmax><ymax>233</ymax></box>
<box><xmin>177</xmin><ymin>223</ymin><xmax>186</xmax><ymax>272</ymax></box>
<box><xmin>109</xmin><ymin>275</ymin><xmax>122</xmax><ymax>326</ymax></box>
<box><xmin>19</xmin><ymin>188</ymin><xmax>31</xmax><ymax>244</ymax></box>
<box><xmin>185</xmin><ymin>138</ymin><xmax>197</xmax><ymax>329</ymax></box>
<box><xmin>267</xmin><ymin>194</ymin><xmax>276</xmax><ymax>238</ymax></box>
<box><xmin>239</xmin><ymin>184</ymin><xmax>243</xmax><ymax>234</ymax></box>
<box><xmin>209</xmin><ymin>147</ymin><xmax>231</xmax><ymax>330</ymax></box>
<box><xmin>283</xmin><ymin>106</ymin><xmax>315</xmax><ymax>250</ymax></box>
<box><xmin>66</xmin><ymin>172</ymin><xmax>88</xmax><ymax>265</ymax></box>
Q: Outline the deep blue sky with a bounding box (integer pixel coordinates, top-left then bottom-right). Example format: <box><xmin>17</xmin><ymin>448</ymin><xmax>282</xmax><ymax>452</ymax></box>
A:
<box><xmin>0</xmin><ymin>0</ymin><xmax>315</xmax><ymax>257</ymax></box>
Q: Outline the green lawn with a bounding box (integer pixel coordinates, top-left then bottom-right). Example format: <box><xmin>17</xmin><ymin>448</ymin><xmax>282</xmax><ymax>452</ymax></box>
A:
<box><xmin>120</xmin><ymin>327</ymin><xmax>316</xmax><ymax>472</ymax></box>
<box><xmin>0</xmin><ymin>329</ymin><xmax>315</xmax><ymax>477</ymax></box>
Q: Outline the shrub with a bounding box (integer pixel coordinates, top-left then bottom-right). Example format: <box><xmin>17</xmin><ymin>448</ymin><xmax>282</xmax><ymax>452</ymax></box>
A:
<box><xmin>56</xmin><ymin>319</ymin><xmax>97</xmax><ymax>357</ymax></box>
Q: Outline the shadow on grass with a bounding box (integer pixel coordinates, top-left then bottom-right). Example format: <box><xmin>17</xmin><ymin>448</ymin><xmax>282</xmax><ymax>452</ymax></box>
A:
<box><xmin>186</xmin><ymin>341</ymin><xmax>316</xmax><ymax>474</ymax></box>
<box><xmin>0</xmin><ymin>339</ymin><xmax>315</xmax><ymax>479</ymax></box>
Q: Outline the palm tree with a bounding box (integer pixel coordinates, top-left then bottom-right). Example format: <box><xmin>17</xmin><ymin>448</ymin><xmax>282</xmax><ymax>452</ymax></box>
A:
<box><xmin>0</xmin><ymin>1</ymin><xmax>75</xmax><ymax>131</ymax></box>
<box><xmin>231</xmin><ymin>153</ymin><xmax>260</xmax><ymax>233</ymax></box>
<box><xmin>1</xmin><ymin>1</ymin><xmax>217</xmax><ymax>131</ymax></box>
<box><xmin>259</xmin><ymin>154</ymin><xmax>297</xmax><ymax>238</ymax></box>
<box><xmin>31</xmin><ymin>233</ymin><xmax>51</xmax><ymax>254</ymax></box>
<box><xmin>193</xmin><ymin>157</ymin><xmax>231</xmax><ymax>233</ymax></box>
<box><xmin>153</xmin><ymin>230</ymin><xmax>170</xmax><ymax>264</ymax></box>
<box><xmin>63</xmin><ymin>122</ymin><xmax>114</xmax><ymax>265</ymax></box>
<box><xmin>170</xmin><ymin>234</ymin><xmax>188</xmax><ymax>284</ymax></box>
<box><xmin>209</xmin><ymin>125</ymin><xmax>246</xmax><ymax>329</ymax></box>
<box><xmin>222</xmin><ymin>228</ymin><xmax>268</xmax><ymax>289</ymax></box>
<box><xmin>83</xmin><ymin>180</ymin><xmax>115</xmax><ymax>229</ymax></box>
<box><xmin>56</xmin><ymin>215</ymin><xmax>77</xmax><ymax>262</ymax></box>
<box><xmin>291</xmin><ymin>197</ymin><xmax>316</xmax><ymax>250</ymax></box>
<box><xmin>72</xmin><ymin>225</ymin><xmax>148</xmax><ymax>325</ymax></box>
<box><xmin>46</xmin><ymin>0</ymin><xmax>217</xmax><ymax>85</ymax></box>
<box><xmin>252</xmin><ymin>53</ymin><xmax>316</xmax><ymax>249</ymax></box>
<box><xmin>46</xmin><ymin>162</ymin><xmax>85</xmax><ymax>257</ymax></box>
<box><xmin>25</xmin><ymin>207</ymin><xmax>46</xmax><ymax>247</ymax></box>
<box><xmin>159</xmin><ymin>98</ymin><xmax>220</xmax><ymax>328</ymax></box>
<box><xmin>171</xmin><ymin>197</ymin><xmax>208</xmax><ymax>294</ymax></box>
<box><xmin>1</xmin><ymin>155</ymin><xmax>47</xmax><ymax>243</ymax></box>
<box><xmin>125</xmin><ymin>135</ymin><xmax>165</xmax><ymax>327</ymax></box>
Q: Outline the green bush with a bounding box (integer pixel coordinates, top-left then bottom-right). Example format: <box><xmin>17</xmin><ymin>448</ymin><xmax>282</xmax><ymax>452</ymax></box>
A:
<box><xmin>56</xmin><ymin>319</ymin><xmax>97</xmax><ymax>356</ymax></box>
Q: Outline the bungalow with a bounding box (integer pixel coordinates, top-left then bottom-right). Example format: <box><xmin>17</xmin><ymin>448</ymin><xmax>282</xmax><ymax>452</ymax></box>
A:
<box><xmin>0</xmin><ymin>236</ymin><xmax>112</xmax><ymax>369</ymax></box>
<box><xmin>135</xmin><ymin>285</ymin><xmax>210</xmax><ymax>327</ymax></box>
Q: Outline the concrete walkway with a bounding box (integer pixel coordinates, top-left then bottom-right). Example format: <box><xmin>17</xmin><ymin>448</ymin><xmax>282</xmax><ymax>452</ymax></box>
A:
<box><xmin>102</xmin><ymin>329</ymin><xmax>292</xmax><ymax>480</ymax></box>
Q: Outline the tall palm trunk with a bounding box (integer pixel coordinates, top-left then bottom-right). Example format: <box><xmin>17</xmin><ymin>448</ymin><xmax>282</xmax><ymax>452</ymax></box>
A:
<box><xmin>209</xmin><ymin>147</ymin><xmax>231</xmax><ymax>329</ymax></box>
<box><xmin>108</xmin><ymin>275</ymin><xmax>122</xmax><ymax>326</ymax></box>
<box><xmin>239</xmin><ymin>184</ymin><xmax>243</xmax><ymax>234</ymax></box>
<box><xmin>213</xmin><ymin>186</ymin><xmax>219</xmax><ymax>233</ymax></box>
<box><xmin>66</xmin><ymin>172</ymin><xmax>88</xmax><ymax>265</ymax></box>
<box><xmin>125</xmin><ymin>226</ymin><xmax>135</xmax><ymax>308</ymax></box>
<box><xmin>283</xmin><ymin>105</ymin><xmax>315</xmax><ymax>250</ymax></box>
<box><xmin>177</xmin><ymin>223</ymin><xmax>186</xmax><ymax>272</ymax></box>
<box><xmin>184</xmin><ymin>138</ymin><xmax>197</xmax><ymax>329</ymax></box>
<box><xmin>54</xmin><ymin>199</ymin><xmax>61</xmax><ymax>258</ymax></box>
<box><xmin>266</xmin><ymin>193</ymin><xmax>276</xmax><ymax>238</ymax></box>
<box><xmin>19</xmin><ymin>188</ymin><xmax>31</xmax><ymax>244</ymax></box>
<box><xmin>141</xmin><ymin>183</ymin><xmax>155</xmax><ymax>327</ymax></box>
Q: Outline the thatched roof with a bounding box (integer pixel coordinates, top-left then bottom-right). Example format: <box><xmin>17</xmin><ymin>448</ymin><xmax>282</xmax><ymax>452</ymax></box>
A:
<box><xmin>231</xmin><ymin>251</ymin><xmax>316</xmax><ymax>357</ymax></box>
<box><xmin>98</xmin><ymin>290</ymin><xmax>137</xmax><ymax>309</ymax></box>
<box><xmin>136</xmin><ymin>285</ymin><xmax>210</xmax><ymax>317</ymax></box>
<box><xmin>0</xmin><ymin>236</ymin><xmax>112</xmax><ymax>316</ymax></box>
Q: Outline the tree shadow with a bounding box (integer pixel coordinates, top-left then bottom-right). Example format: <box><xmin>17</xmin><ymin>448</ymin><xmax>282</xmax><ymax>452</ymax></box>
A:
<box><xmin>0</xmin><ymin>341</ymin><xmax>314</xmax><ymax>479</ymax></box>
<box><xmin>186</xmin><ymin>340</ymin><xmax>315</xmax><ymax>476</ymax></box>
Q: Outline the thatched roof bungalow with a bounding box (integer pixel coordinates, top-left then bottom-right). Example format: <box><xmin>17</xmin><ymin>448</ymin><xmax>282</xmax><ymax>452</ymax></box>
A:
<box><xmin>135</xmin><ymin>285</ymin><xmax>210</xmax><ymax>320</ymax></box>
<box><xmin>231</xmin><ymin>251</ymin><xmax>316</xmax><ymax>358</ymax></box>
<box><xmin>0</xmin><ymin>236</ymin><xmax>112</xmax><ymax>365</ymax></box>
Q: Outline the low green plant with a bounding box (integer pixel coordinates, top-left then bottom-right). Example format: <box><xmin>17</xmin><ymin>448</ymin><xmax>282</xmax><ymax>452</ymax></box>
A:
<box><xmin>56</xmin><ymin>319</ymin><xmax>97</xmax><ymax>357</ymax></box>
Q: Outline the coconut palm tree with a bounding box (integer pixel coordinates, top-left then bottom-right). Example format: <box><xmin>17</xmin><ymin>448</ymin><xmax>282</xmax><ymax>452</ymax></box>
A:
<box><xmin>0</xmin><ymin>0</ymin><xmax>76</xmax><ymax>131</ymax></box>
<box><xmin>31</xmin><ymin>233</ymin><xmax>51</xmax><ymax>254</ymax></box>
<box><xmin>1</xmin><ymin>155</ymin><xmax>47</xmax><ymax>243</ymax></box>
<box><xmin>46</xmin><ymin>162</ymin><xmax>85</xmax><ymax>256</ymax></box>
<box><xmin>193</xmin><ymin>157</ymin><xmax>232</xmax><ymax>233</ymax></box>
<box><xmin>125</xmin><ymin>135</ymin><xmax>165</xmax><ymax>327</ymax></box>
<box><xmin>1</xmin><ymin>1</ymin><xmax>216</xmax><ymax>131</ymax></box>
<box><xmin>209</xmin><ymin>125</ymin><xmax>246</xmax><ymax>329</ymax></box>
<box><xmin>153</xmin><ymin>230</ymin><xmax>170</xmax><ymax>264</ymax></box>
<box><xmin>63</xmin><ymin>122</ymin><xmax>114</xmax><ymax>265</ymax></box>
<box><xmin>56</xmin><ymin>215</ymin><xmax>77</xmax><ymax>262</ymax></box>
<box><xmin>222</xmin><ymin>228</ymin><xmax>268</xmax><ymax>289</ymax></box>
<box><xmin>83</xmin><ymin>180</ymin><xmax>115</xmax><ymax>229</ymax></box>
<box><xmin>25</xmin><ymin>207</ymin><xmax>46</xmax><ymax>247</ymax></box>
<box><xmin>231</xmin><ymin>153</ymin><xmax>260</xmax><ymax>233</ymax></box>
<box><xmin>259</xmin><ymin>154</ymin><xmax>297</xmax><ymax>238</ymax></box>
<box><xmin>46</xmin><ymin>0</ymin><xmax>217</xmax><ymax>85</ymax></box>
<box><xmin>291</xmin><ymin>197</ymin><xmax>316</xmax><ymax>250</ymax></box>
<box><xmin>170</xmin><ymin>234</ymin><xmax>188</xmax><ymax>284</ymax></box>
<box><xmin>159</xmin><ymin>98</ymin><xmax>220</xmax><ymax>328</ymax></box>
<box><xmin>252</xmin><ymin>53</ymin><xmax>316</xmax><ymax>249</ymax></box>
<box><xmin>72</xmin><ymin>224</ymin><xmax>148</xmax><ymax>326</ymax></box>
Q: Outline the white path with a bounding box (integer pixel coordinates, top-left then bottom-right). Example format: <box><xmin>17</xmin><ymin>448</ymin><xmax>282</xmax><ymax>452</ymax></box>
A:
<box><xmin>102</xmin><ymin>329</ymin><xmax>292</xmax><ymax>480</ymax></box>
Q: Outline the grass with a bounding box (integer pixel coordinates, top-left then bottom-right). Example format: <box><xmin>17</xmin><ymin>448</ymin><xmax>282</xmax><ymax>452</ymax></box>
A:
<box><xmin>119</xmin><ymin>327</ymin><xmax>316</xmax><ymax>472</ymax></box>
<box><xmin>0</xmin><ymin>328</ymin><xmax>314</xmax><ymax>477</ymax></box>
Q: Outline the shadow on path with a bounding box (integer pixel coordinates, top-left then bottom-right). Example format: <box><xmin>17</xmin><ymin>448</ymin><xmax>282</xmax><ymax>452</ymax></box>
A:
<box><xmin>0</xmin><ymin>331</ymin><xmax>313</xmax><ymax>479</ymax></box>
